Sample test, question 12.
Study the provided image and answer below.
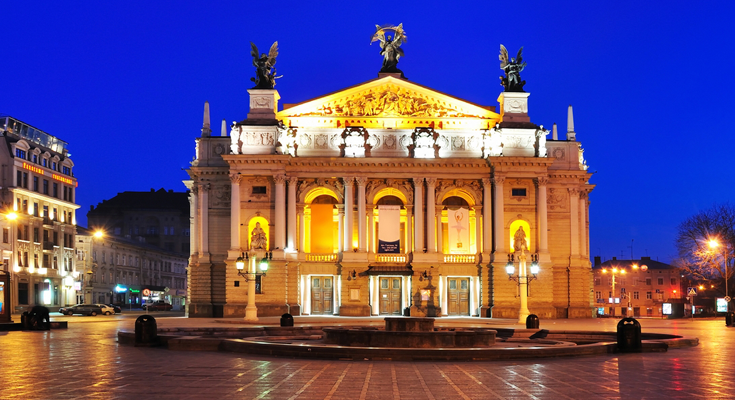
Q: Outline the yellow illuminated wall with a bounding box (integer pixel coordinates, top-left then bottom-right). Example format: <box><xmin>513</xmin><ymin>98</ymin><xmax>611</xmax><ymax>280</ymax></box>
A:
<box><xmin>509</xmin><ymin>220</ymin><xmax>531</xmax><ymax>253</ymax></box>
<box><xmin>247</xmin><ymin>217</ymin><xmax>270</xmax><ymax>251</ymax></box>
<box><xmin>310</xmin><ymin>204</ymin><xmax>334</xmax><ymax>253</ymax></box>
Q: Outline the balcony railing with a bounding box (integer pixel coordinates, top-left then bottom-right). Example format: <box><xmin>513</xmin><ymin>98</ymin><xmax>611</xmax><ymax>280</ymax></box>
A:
<box><xmin>305</xmin><ymin>253</ymin><xmax>339</xmax><ymax>262</ymax></box>
<box><xmin>375</xmin><ymin>254</ymin><xmax>407</xmax><ymax>263</ymax></box>
<box><xmin>443</xmin><ymin>254</ymin><xmax>478</xmax><ymax>263</ymax></box>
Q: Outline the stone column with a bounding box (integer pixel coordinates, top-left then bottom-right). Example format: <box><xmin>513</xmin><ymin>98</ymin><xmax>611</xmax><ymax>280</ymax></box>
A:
<box><xmin>189</xmin><ymin>186</ymin><xmax>199</xmax><ymax>256</ymax></box>
<box><xmin>492</xmin><ymin>175</ymin><xmax>506</xmax><ymax>254</ymax></box>
<box><xmin>536</xmin><ymin>177</ymin><xmax>549</xmax><ymax>254</ymax></box>
<box><xmin>229</xmin><ymin>174</ymin><xmax>241</xmax><ymax>251</ymax></box>
<box><xmin>274</xmin><ymin>175</ymin><xmax>286</xmax><ymax>250</ymax></box>
<box><xmin>371</xmin><ymin>275</ymin><xmax>379</xmax><ymax>315</ymax></box>
<box><xmin>413</xmin><ymin>178</ymin><xmax>424</xmax><ymax>252</ymax></box>
<box><xmin>337</xmin><ymin>205</ymin><xmax>345</xmax><ymax>253</ymax></box>
<box><xmin>440</xmin><ymin>275</ymin><xmax>448</xmax><ymax>316</ymax></box>
<box><xmin>474</xmin><ymin>206</ymin><xmax>482</xmax><ymax>254</ymax></box>
<box><xmin>368</xmin><ymin>205</ymin><xmax>376</xmax><ymax>253</ymax></box>
<box><xmin>482</xmin><ymin>178</ymin><xmax>492</xmax><ymax>255</ymax></box>
<box><xmin>287</xmin><ymin>177</ymin><xmax>298</xmax><ymax>251</ymax></box>
<box><xmin>425</xmin><ymin>178</ymin><xmax>437</xmax><ymax>253</ymax></box>
<box><xmin>569</xmin><ymin>188</ymin><xmax>580</xmax><ymax>257</ymax></box>
<box><xmin>356</xmin><ymin>177</ymin><xmax>367</xmax><ymax>252</ymax></box>
<box><xmin>579</xmin><ymin>191</ymin><xmax>588</xmax><ymax>258</ymax></box>
<box><xmin>405</xmin><ymin>205</ymin><xmax>413</xmax><ymax>253</ymax></box>
<box><xmin>436</xmin><ymin>206</ymin><xmax>443</xmax><ymax>254</ymax></box>
<box><xmin>298</xmin><ymin>206</ymin><xmax>305</xmax><ymax>252</ymax></box>
<box><xmin>343</xmin><ymin>177</ymin><xmax>355</xmax><ymax>251</ymax></box>
<box><xmin>199</xmin><ymin>183</ymin><xmax>210</xmax><ymax>259</ymax></box>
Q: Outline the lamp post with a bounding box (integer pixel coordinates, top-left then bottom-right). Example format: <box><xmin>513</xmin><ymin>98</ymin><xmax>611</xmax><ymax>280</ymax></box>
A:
<box><xmin>709</xmin><ymin>239</ymin><xmax>729</xmax><ymax>316</ymax></box>
<box><xmin>63</xmin><ymin>275</ymin><xmax>74</xmax><ymax>306</ymax></box>
<box><xmin>236</xmin><ymin>251</ymin><xmax>270</xmax><ymax>322</ymax></box>
<box><xmin>601</xmin><ymin>266</ymin><xmax>626</xmax><ymax>316</ymax></box>
<box><xmin>505</xmin><ymin>249</ymin><xmax>540</xmax><ymax>323</ymax></box>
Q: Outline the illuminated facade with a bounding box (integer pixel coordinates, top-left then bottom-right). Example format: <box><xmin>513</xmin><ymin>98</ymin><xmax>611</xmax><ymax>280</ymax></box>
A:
<box><xmin>592</xmin><ymin>256</ymin><xmax>682</xmax><ymax>317</ymax></box>
<box><xmin>0</xmin><ymin>116</ymin><xmax>79</xmax><ymax>312</ymax></box>
<box><xmin>186</xmin><ymin>72</ymin><xmax>595</xmax><ymax>319</ymax></box>
<box><xmin>75</xmin><ymin>227</ymin><xmax>188</xmax><ymax>309</ymax></box>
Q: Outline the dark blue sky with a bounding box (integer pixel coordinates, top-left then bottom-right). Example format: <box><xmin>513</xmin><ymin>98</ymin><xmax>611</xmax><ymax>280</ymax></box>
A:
<box><xmin>4</xmin><ymin>1</ymin><xmax>734</xmax><ymax>263</ymax></box>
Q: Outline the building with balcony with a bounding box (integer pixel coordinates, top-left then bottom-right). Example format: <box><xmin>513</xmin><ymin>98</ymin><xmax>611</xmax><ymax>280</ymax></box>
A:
<box><xmin>592</xmin><ymin>256</ymin><xmax>683</xmax><ymax>317</ymax></box>
<box><xmin>0</xmin><ymin>116</ymin><xmax>79</xmax><ymax>312</ymax></box>
<box><xmin>185</xmin><ymin>66</ymin><xmax>595</xmax><ymax>319</ymax></box>
<box><xmin>75</xmin><ymin>227</ymin><xmax>188</xmax><ymax>309</ymax></box>
<box><xmin>87</xmin><ymin>188</ymin><xmax>190</xmax><ymax>257</ymax></box>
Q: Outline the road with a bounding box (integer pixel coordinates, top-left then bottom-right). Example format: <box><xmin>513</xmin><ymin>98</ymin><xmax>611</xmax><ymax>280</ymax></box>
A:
<box><xmin>0</xmin><ymin>315</ymin><xmax>733</xmax><ymax>399</ymax></box>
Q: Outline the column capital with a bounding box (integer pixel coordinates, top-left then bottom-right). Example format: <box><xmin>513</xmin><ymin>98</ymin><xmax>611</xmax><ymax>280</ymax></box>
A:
<box><xmin>273</xmin><ymin>175</ymin><xmax>287</xmax><ymax>185</ymax></box>
<box><xmin>229</xmin><ymin>173</ymin><xmax>241</xmax><ymax>184</ymax></box>
<box><xmin>482</xmin><ymin>177</ymin><xmax>492</xmax><ymax>187</ymax></box>
<box><xmin>535</xmin><ymin>176</ymin><xmax>549</xmax><ymax>186</ymax></box>
<box><xmin>199</xmin><ymin>183</ymin><xmax>211</xmax><ymax>192</ymax></box>
<box><xmin>492</xmin><ymin>174</ymin><xmax>505</xmax><ymax>185</ymax></box>
<box><xmin>425</xmin><ymin>177</ymin><xmax>438</xmax><ymax>186</ymax></box>
<box><xmin>342</xmin><ymin>177</ymin><xmax>355</xmax><ymax>186</ymax></box>
<box><xmin>288</xmin><ymin>177</ymin><xmax>299</xmax><ymax>186</ymax></box>
<box><xmin>567</xmin><ymin>187</ymin><xmax>580</xmax><ymax>197</ymax></box>
<box><xmin>412</xmin><ymin>177</ymin><xmax>424</xmax><ymax>186</ymax></box>
<box><xmin>355</xmin><ymin>177</ymin><xmax>368</xmax><ymax>186</ymax></box>
<box><xmin>473</xmin><ymin>205</ymin><xmax>482</xmax><ymax>212</ymax></box>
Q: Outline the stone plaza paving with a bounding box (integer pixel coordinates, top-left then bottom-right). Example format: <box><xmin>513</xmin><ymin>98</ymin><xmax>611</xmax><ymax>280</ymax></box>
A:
<box><xmin>0</xmin><ymin>313</ymin><xmax>733</xmax><ymax>399</ymax></box>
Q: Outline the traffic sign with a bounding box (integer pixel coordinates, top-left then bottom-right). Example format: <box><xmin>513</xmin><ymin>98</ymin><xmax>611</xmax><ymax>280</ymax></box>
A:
<box><xmin>142</xmin><ymin>288</ymin><xmax>151</xmax><ymax>296</ymax></box>
<box><xmin>687</xmin><ymin>287</ymin><xmax>698</xmax><ymax>296</ymax></box>
<box><xmin>725</xmin><ymin>296</ymin><xmax>732</xmax><ymax>303</ymax></box>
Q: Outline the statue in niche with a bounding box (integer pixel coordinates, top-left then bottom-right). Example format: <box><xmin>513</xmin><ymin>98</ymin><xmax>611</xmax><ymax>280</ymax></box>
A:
<box><xmin>250</xmin><ymin>42</ymin><xmax>280</xmax><ymax>89</ymax></box>
<box><xmin>250</xmin><ymin>222</ymin><xmax>267</xmax><ymax>250</ymax></box>
<box><xmin>499</xmin><ymin>44</ymin><xmax>526</xmax><ymax>92</ymax></box>
<box><xmin>513</xmin><ymin>226</ymin><xmax>528</xmax><ymax>253</ymax></box>
<box><xmin>371</xmin><ymin>24</ymin><xmax>407</xmax><ymax>75</ymax></box>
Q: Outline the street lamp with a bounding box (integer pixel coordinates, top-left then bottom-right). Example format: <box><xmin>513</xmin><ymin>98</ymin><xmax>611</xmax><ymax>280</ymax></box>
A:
<box><xmin>709</xmin><ymin>239</ymin><xmax>729</xmax><ymax>316</ymax></box>
<box><xmin>505</xmin><ymin>250</ymin><xmax>540</xmax><ymax>323</ymax></box>
<box><xmin>235</xmin><ymin>251</ymin><xmax>271</xmax><ymax>322</ymax></box>
<box><xmin>601</xmin><ymin>266</ymin><xmax>626</xmax><ymax>316</ymax></box>
<box><xmin>63</xmin><ymin>275</ymin><xmax>74</xmax><ymax>306</ymax></box>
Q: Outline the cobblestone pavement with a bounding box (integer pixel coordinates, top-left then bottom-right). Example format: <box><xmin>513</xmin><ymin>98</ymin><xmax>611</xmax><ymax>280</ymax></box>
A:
<box><xmin>1</xmin><ymin>315</ymin><xmax>733</xmax><ymax>399</ymax></box>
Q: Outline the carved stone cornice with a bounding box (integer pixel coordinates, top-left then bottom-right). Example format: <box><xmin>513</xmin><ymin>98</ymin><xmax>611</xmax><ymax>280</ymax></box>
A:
<box><xmin>229</xmin><ymin>173</ymin><xmax>241</xmax><ymax>185</ymax></box>
<box><xmin>273</xmin><ymin>175</ymin><xmax>287</xmax><ymax>185</ymax></box>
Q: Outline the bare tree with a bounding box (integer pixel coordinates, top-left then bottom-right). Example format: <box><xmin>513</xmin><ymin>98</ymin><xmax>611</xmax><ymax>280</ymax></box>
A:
<box><xmin>674</xmin><ymin>203</ymin><xmax>735</xmax><ymax>295</ymax></box>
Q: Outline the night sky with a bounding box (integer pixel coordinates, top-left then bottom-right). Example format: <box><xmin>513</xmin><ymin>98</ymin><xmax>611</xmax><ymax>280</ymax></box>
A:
<box><xmin>4</xmin><ymin>1</ymin><xmax>734</xmax><ymax>263</ymax></box>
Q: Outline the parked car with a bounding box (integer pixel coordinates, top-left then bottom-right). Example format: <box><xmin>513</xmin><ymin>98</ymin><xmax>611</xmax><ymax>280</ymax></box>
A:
<box><xmin>107</xmin><ymin>304</ymin><xmax>122</xmax><ymax>314</ymax></box>
<box><xmin>145</xmin><ymin>301</ymin><xmax>173</xmax><ymax>311</ymax></box>
<box><xmin>59</xmin><ymin>304</ymin><xmax>105</xmax><ymax>316</ymax></box>
<box><xmin>96</xmin><ymin>304</ymin><xmax>116</xmax><ymax>315</ymax></box>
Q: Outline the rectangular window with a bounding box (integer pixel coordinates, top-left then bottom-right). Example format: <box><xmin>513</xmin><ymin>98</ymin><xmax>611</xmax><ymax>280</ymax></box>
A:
<box><xmin>42</xmin><ymin>159</ymin><xmax>47</xmax><ymax>167</ymax></box>
<box><xmin>18</xmin><ymin>283</ymin><xmax>29</xmax><ymax>305</ymax></box>
<box><xmin>595</xmin><ymin>291</ymin><xmax>601</xmax><ymax>299</ymax></box>
<box><xmin>16</xmin><ymin>171</ymin><xmax>21</xmax><ymax>187</ymax></box>
<box><xmin>43</xmin><ymin>179</ymin><xmax>48</xmax><ymax>194</ymax></box>
<box><xmin>2</xmin><ymin>228</ymin><xmax>8</xmax><ymax>243</ymax></box>
<box><xmin>33</xmin><ymin>203</ymin><xmax>39</xmax><ymax>217</ymax></box>
<box><xmin>53</xmin><ymin>183</ymin><xmax>58</xmax><ymax>198</ymax></box>
<box><xmin>594</xmin><ymin>278</ymin><xmax>601</xmax><ymax>285</ymax></box>
<box><xmin>52</xmin><ymin>162</ymin><xmax>57</xmax><ymax>171</ymax></box>
<box><xmin>33</xmin><ymin>228</ymin><xmax>39</xmax><ymax>243</ymax></box>
<box><xmin>252</xmin><ymin>186</ymin><xmax>267</xmax><ymax>194</ymax></box>
<box><xmin>62</xmin><ymin>166</ymin><xmax>71</xmax><ymax>175</ymax></box>
<box><xmin>657</xmin><ymin>278</ymin><xmax>664</xmax><ymax>285</ymax></box>
<box><xmin>670</xmin><ymin>278</ymin><xmax>676</xmax><ymax>285</ymax></box>
<box><xmin>646</xmin><ymin>278</ymin><xmax>652</xmax><ymax>285</ymax></box>
<box><xmin>63</xmin><ymin>186</ymin><xmax>67</xmax><ymax>201</ymax></box>
<box><xmin>23</xmin><ymin>172</ymin><xmax>28</xmax><ymax>188</ymax></box>
<box><xmin>43</xmin><ymin>205</ymin><xmax>48</xmax><ymax>218</ymax></box>
<box><xmin>15</xmin><ymin>149</ymin><xmax>26</xmax><ymax>159</ymax></box>
<box><xmin>657</xmin><ymin>292</ymin><xmax>664</xmax><ymax>300</ymax></box>
<box><xmin>634</xmin><ymin>291</ymin><xmax>640</xmax><ymax>299</ymax></box>
<box><xmin>33</xmin><ymin>155</ymin><xmax>37</xmax><ymax>163</ymax></box>
<box><xmin>511</xmin><ymin>188</ymin><xmax>527</xmax><ymax>196</ymax></box>
<box><xmin>646</xmin><ymin>291</ymin><xmax>652</xmax><ymax>299</ymax></box>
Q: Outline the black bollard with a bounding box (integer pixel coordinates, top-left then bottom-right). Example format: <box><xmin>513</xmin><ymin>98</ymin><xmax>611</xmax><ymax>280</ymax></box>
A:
<box><xmin>135</xmin><ymin>315</ymin><xmax>158</xmax><ymax>346</ymax></box>
<box><xmin>280</xmin><ymin>313</ymin><xmax>294</xmax><ymax>327</ymax></box>
<box><xmin>727</xmin><ymin>312</ymin><xmax>735</xmax><ymax>327</ymax></box>
<box><xmin>616</xmin><ymin>317</ymin><xmax>642</xmax><ymax>352</ymax></box>
<box><xmin>526</xmin><ymin>314</ymin><xmax>540</xmax><ymax>329</ymax></box>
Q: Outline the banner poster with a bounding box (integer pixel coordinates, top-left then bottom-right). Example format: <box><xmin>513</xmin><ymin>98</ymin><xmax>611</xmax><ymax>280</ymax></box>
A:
<box><xmin>448</xmin><ymin>207</ymin><xmax>470</xmax><ymax>254</ymax></box>
<box><xmin>378</xmin><ymin>205</ymin><xmax>401</xmax><ymax>253</ymax></box>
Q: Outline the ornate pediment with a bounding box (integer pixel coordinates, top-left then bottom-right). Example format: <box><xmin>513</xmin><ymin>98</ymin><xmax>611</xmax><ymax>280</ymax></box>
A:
<box><xmin>278</xmin><ymin>76</ymin><xmax>499</xmax><ymax>126</ymax></box>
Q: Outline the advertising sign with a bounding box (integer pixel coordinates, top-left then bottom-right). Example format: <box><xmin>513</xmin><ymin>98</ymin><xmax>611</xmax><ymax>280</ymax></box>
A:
<box><xmin>447</xmin><ymin>208</ymin><xmax>470</xmax><ymax>254</ymax></box>
<box><xmin>662</xmin><ymin>303</ymin><xmax>672</xmax><ymax>315</ymax></box>
<box><xmin>716</xmin><ymin>298</ymin><xmax>728</xmax><ymax>313</ymax></box>
<box><xmin>378</xmin><ymin>205</ymin><xmax>401</xmax><ymax>253</ymax></box>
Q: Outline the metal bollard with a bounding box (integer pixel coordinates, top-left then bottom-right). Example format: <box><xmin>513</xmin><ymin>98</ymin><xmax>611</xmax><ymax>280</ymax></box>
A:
<box><xmin>526</xmin><ymin>314</ymin><xmax>540</xmax><ymax>329</ymax></box>
<box><xmin>135</xmin><ymin>315</ymin><xmax>158</xmax><ymax>346</ymax></box>
<box><xmin>280</xmin><ymin>313</ymin><xmax>294</xmax><ymax>327</ymax></box>
<box><xmin>616</xmin><ymin>317</ymin><xmax>642</xmax><ymax>352</ymax></box>
<box><xmin>726</xmin><ymin>312</ymin><xmax>734</xmax><ymax>327</ymax></box>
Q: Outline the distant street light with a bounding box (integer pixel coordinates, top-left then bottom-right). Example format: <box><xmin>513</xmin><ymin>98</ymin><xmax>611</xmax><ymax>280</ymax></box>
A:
<box><xmin>709</xmin><ymin>239</ymin><xmax>730</xmax><ymax>319</ymax></box>
<box><xmin>602</xmin><ymin>267</ymin><xmax>626</xmax><ymax>316</ymax></box>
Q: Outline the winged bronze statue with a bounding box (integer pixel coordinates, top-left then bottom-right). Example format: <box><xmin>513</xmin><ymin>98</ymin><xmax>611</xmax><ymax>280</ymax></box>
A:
<box><xmin>499</xmin><ymin>44</ymin><xmax>526</xmax><ymax>92</ymax></box>
<box><xmin>250</xmin><ymin>41</ymin><xmax>280</xmax><ymax>89</ymax></box>
<box><xmin>371</xmin><ymin>24</ymin><xmax>407</xmax><ymax>75</ymax></box>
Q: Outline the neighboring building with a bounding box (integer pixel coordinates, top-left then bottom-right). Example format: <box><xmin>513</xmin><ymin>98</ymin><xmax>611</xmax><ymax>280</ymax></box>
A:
<box><xmin>87</xmin><ymin>188</ymin><xmax>190</xmax><ymax>257</ymax></box>
<box><xmin>186</xmin><ymin>61</ymin><xmax>595</xmax><ymax>319</ymax></box>
<box><xmin>76</xmin><ymin>226</ymin><xmax>188</xmax><ymax>309</ymax></box>
<box><xmin>0</xmin><ymin>116</ymin><xmax>79</xmax><ymax>312</ymax></box>
<box><xmin>592</xmin><ymin>256</ymin><xmax>683</xmax><ymax>317</ymax></box>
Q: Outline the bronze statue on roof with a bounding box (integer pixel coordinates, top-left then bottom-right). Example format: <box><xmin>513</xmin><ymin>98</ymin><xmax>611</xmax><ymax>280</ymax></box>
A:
<box><xmin>371</xmin><ymin>24</ymin><xmax>407</xmax><ymax>75</ymax></box>
<box><xmin>250</xmin><ymin>41</ymin><xmax>280</xmax><ymax>89</ymax></box>
<box><xmin>499</xmin><ymin>44</ymin><xmax>526</xmax><ymax>92</ymax></box>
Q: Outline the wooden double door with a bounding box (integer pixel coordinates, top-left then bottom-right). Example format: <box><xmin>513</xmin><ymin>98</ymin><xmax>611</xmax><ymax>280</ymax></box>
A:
<box><xmin>447</xmin><ymin>278</ymin><xmax>470</xmax><ymax>316</ymax></box>
<box><xmin>379</xmin><ymin>277</ymin><xmax>402</xmax><ymax>315</ymax></box>
<box><xmin>311</xmin><ymin>276</ymin><xmax>333</xmax><ymax>315</ymax></box>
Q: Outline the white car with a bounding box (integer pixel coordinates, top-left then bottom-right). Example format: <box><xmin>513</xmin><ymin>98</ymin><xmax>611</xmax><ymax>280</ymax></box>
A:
<box><xmin>95</xmin><ymin>304</ymin><xmax>116</xmax><ymax>316</ymax></box>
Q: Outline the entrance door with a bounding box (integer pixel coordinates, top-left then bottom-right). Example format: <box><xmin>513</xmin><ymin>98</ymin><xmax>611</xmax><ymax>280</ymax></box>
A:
<box><xmin>379</xmin><ymin>277</ymin><xmax>402</xmax><ymax>315</ymax></box>
<box><xmin>310</xmin><ymin>277</ymin><xmax>333</xmax><ymax>315</ymax></box>
<box><xmin>447</xmin><ymin>278</ymin><xmax>469</xmax><ymax>316</ymax></box>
